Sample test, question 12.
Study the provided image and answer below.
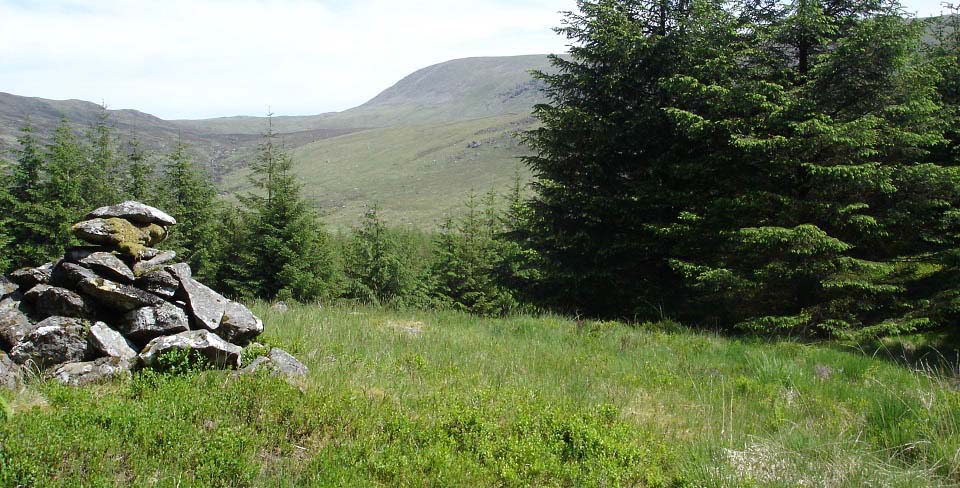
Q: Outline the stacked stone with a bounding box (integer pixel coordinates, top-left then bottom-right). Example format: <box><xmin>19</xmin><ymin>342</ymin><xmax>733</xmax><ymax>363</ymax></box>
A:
<box><xmin>0</xmin><ymin>201</ymin><xmax>305</xmax><ymax>388</ymax></box>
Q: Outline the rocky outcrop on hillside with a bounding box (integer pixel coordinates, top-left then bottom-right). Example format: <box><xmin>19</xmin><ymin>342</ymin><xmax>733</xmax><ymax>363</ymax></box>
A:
<box><xmin>0</xmin><ymin>201</ymin><xmax>306</xmax><ymax>388</ymax></box>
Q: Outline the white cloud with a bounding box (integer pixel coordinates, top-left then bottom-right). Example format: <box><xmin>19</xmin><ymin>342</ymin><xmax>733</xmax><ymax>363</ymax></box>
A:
<box><xmin>0</xmin><ymin>0</ymin><xmax>576</xmax><ymax>119</ymax></box>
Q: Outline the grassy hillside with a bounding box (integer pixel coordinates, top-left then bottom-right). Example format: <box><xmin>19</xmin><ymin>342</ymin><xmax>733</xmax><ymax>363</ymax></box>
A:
<box><xmin>2</xmin><ymin>55</ymin><xmax>555</xmax><ymax>221</ymax></box>
<box><xmin>1</xmin><ymin>304</ymin><xmax>957</xmax><ymax>486</ymax></box>
<box><xmin>222</xmin><ymin>114</ymin><xmax>537</xmax><ymax>229</ymax></box>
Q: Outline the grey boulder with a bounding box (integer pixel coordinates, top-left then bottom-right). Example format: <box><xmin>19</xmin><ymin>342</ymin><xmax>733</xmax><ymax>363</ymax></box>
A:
<box><xmin>63</xmin><ymin>246</ymin><xmax>113</xmax><ymax>263</ymax></box>
<box><xmin>60</xmin><ymin>263</ymin><xmax>164</xmax><ymax>312</ymax></box>
<box><xmin>139</xmin><ymin>330</ymin><xmax>241</xmax><ymax>369</ymax></box>
<box><xmin>88</xmin><ymin>323</ymin><xmax>138</xmax><ymax>361</ymax></box>
<box><xmin>133</xmin><ymin>250</ymin><xmax>177</xmax><ymax>276</ymax></box>
<box><xmin>9</xmin><ymin>262</ymin><xmax>55</xmax><ymax>290</ymax></box>
<box><xmin>241</xmin><ymin>348</ymin><xmax>307</xmax><ymax>379</ymax></box>
<box><xmin>72</xmin><ymin>218</ymin><xmax>167</xmax><ymax>248</ymax></box>
<box><xmin>50</xmin><ymin>357</ymin><xmax>132</xmax><ymax>386</ymax></box>
<box><xmin>79</xmin><ymin>252</ymin><xmax>135</xmax><ymax>283</ymax></box>
<box><xmin>118</xmin><ymin>302</ymin><xmax>189</xmax><ymax>343</ymax></box>
<box><xmin>24</xmin><ymin>284</ymin><xmax>97</xmax><ymax>319</ymax></box>
<box><xmin>0</xmin><ymin>294</ymin><xmax>37</xmax><ymax>350</ymax></box>
<box><xmin>0</xmin><ymin>351</ymin><xmax>22</xmax><ymax>389</ymax></box>
<box><xmin>168</xmin><ymin>264</ymin><xmax>228</xmax><ymax>331</ymax></box>
<box><xmin>134</xmin><ymin>269</ymin><xmax>180</xmax><ymax>299</ymax></box>
<box><xmin>218</xmin><ymin>301</ymin><xmax>264</xmax><ymax>346</ymax></box>
<box><xmin>87</xmin><ymin>201</ymin><xmax>177</xmax><ymax>227</ymax></box>
<box><xmin>9</xmin><ymin>317</ymin><xmax>89</xmax><ymax>369</ymax></box>
<box><xmin>1</xmin><ymin>276</ymin><xmax>17</xmax><ymax>297</ymax></box>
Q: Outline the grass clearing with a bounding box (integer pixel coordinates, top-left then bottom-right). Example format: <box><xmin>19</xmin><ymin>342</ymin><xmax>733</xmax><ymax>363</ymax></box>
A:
<box><xmin>1</xmin><ymin>303</ymin><xmax>958</xmax><ymax>486</ymax></box>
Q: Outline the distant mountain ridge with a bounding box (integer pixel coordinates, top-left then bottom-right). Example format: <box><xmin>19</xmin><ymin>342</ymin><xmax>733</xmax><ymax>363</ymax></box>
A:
<box><xmin>0</xmin><ymin>54</ymin><xmax>560</xmax><ymax>226</ymax></box>
<box><xmin>171</xmin><ymin>54</ymin><xmax>558</xmax><ymax>134</ymax></box>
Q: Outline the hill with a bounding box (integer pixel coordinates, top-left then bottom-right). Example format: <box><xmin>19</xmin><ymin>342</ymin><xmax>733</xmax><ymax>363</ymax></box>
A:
<box><xmin>174</xmin><ymin>55</ymin><xmax>556</xmax><ymax>135</ymax></box>
<box><xmin>0</xmin><ymin>92</ymin><xmax>357</xmax><ymax>179</ymax></box>
<box><xmin>214</xmin><ymin>55</ymin><xmax>556</xmax><ymax>227</ymax></box>
<box><xmin>222</xmin><ymin>114</ymin><xmax>536</xmax><ymax>228</ymax></box>
<box><xmin>1</xmin><ymin>54</ymin><xmax>557</xmax><ymax>224</ymax></box>
<box><xmin>1</xmin><ymin>303</ymin><xmax>957</xmax><ymax>485</ymax></box>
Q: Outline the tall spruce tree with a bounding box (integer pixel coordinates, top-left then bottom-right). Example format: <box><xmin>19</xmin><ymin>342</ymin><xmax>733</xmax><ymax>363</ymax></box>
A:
<box><xmin>236</xmin><ymin>117</ymin><xmax>339</xmax><ymax>301</ymax></box>
<box><xmin>158</xmin><ymin>140</ymin><xmax>220</xmax><ymax>281</ymax></box>
<box><xmin>5</xmin><ymin>121</ymin><xmax>81</xmax><ymax>268</ymax></box>
<box><xmin>525</xmin><ymin>0</ymin><xmax>960</xmax><ymax>336</ymax></box>
<box><xmin>84</xmin><ymin>108</ymin><xmax>124</xmax><ymax>207</ymax></box>
<box><xmin>125</xmin><ymin>135</ymin><xmax>154</xmax><ymax>202</ymax></box>
<box><xmin>522</xmin><ymin>0</ymin><xmax>701</xmax><ymax>317</ymax></box>
<box><xmin>664</xmin><ymin>1</ymin><xmax>955</xmax><ymax>336</ymax></box>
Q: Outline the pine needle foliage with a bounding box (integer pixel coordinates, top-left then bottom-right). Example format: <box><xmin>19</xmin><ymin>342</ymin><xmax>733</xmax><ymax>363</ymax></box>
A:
<box><xmin>230</xmin><ymin>116</ymin><xmax>339</xmax><ymax>302</ymax></box>
<box><xmin>524</xmin><ymin>0</ymin><xmax>960</xmax><ymax>337</ymax></box>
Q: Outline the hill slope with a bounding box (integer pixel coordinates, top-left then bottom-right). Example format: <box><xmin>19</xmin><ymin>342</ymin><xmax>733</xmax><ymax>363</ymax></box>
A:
<box><xmin>173</xmin><ymin>55</ymin><xmax>555</xmax><ymax>134</ymax></box>
<box><xmin>223</xmin><ymin>114</ymin><xmax>536</xmax><ymax>228</ymax></box>
<box><xmin>1</xmin><ymin>54</ymin><xmax>557</xmax><ymax>224</ymax></box>
<box><xmin>0</xmin><ymin>92</ymin><xmax>357</xmax><ymax>178</ymax></box>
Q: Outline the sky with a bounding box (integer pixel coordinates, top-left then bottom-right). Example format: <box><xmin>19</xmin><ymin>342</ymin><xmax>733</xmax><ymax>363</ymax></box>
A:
<box><xmin>0</xmin><ymin>0</ymin><xmax>952</xmax><ymax>120</ymax></box>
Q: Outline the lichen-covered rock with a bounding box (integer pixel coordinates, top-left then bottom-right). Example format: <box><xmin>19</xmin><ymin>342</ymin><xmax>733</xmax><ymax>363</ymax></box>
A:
<box><xmin>71</xmin><ymin>218</ymin><xmax>168</xmax><ymax>257</ymax></box>
<box><xmin>51</xmin><ymin>262</ymin><xmax>100</xmax><ymax>290</ymax></box>
<box><xmin>0</xmin><ymin>294</ymin><xmax>38</xmax><ymax>350</ymax></box>
<box><xmin>240</xmin><ymin>348</ymin><xmax>307</xmax><ymax>379</ymax></box>
<box><xmin>134</xmin><ymin>269</ymin><xmax>180</xmax><ymax>299</ymax></box>
<box><xmin>133</xmin><ymin>251</ymin><xmax>177</xmax><ymax>276</ymax></box>
<box><xmin>1</xmin><ymin>276</ymin><xmax>17</xmax><ymax>297</ymax></box>
<box><xmin>50</xmin><ymin>357</ymin><xmax>132</xmax><ymax>386</ymax></box>
<box><xmin>23</xmin><ymin>284</ymin><xmax>97</xmax><ymax>319</ymax></box>
<box><xmin>9</xmin><ymin>262</ymin><xmax>55</xmax><ymax>290</ymax></box>
<box><xmin>88</xmin><ymin>323</ymin><xmax>138</xmax><ymax>360</ymax></box>
<box><xmin>118</xmin><ymin>302</ymin><xmax>189</xmax><ymax>343</ymax></box>
<box><xmin>138</xmin><ymin>248</ymin><xmax>166</xmax><ymax>260</ymax></box>
<box><xmin>139</xmin><ymin>330</ymin><xmax>241</xmax><ymax>369</ymax></box>
<box><xmin>1</xmin><ymin>351</ymin><xmax>22</xmax><ymax>389</ymax></box>
<box><xmin>87</xmin><ymin>201</ymin><xmax>177</xmax><ymax>227</ymax></box>
<box><xmin>63</xmin><ymin>246</ymin><xmax>113</xmax><ymax>263</ymax></box>
<box><xmin>79</xmin><ymin>252</ymin><xmax>135</xmax><ymax>283</ymax></box>
<box><xmin>74</xmin><ymin>272</ymin><xmax>165</xmax><ymax>312</ymax></box>
<box><xmin>168</xmin><ymin>264</ymin><xmax>228</xmax><ymax>331</ymax></box>
<box><xmin>218</xmin><ymin>301</ymin><xmax>264</xmax><ymax>346</ymax></box>
<box><xmin>9</xmin><ymin>317</ymin><xmax>89</xmax><ymax>368</ymax></box>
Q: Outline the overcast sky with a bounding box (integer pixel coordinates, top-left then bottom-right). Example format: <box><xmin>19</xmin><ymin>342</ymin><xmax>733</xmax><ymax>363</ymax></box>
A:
<box><xmin>0</xmin><ymin>0</ymin><xmax>951</xmax><ymax>120</ymax></box>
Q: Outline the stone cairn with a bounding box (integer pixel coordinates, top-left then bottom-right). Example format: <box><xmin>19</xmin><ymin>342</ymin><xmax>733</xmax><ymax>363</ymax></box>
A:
<box><xmin>0</xmin><ymin>201</ymin><xmax>306</xmax><ymax>388</ymax></box>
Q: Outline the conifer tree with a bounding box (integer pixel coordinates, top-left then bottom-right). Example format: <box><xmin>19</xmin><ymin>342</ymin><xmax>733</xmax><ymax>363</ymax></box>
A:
<box><xmin>661</xmin><ymin>1</ymin><xmax>955</xmax><ymax>336</ymax></box>
<box><xmin>211</xmin><ymin>205</ymin><xmax>261</xmax><ymax>299</ymax></box>
<box><xmin>84</xmin><ymin>108</ymin><xmax>123</xmax><ymax>207</ymax></box>
<box><xmin>0</xmin><ymin>176</ymin><xmax>12</xmax><ymax>273</ymax></box>
<box><xmin>237</xmin><ymin>117</ymin><xmax>339</xmax><ymax>301</ymax></box>
<box><xmin>158</xmin><ymin>140</ymin><xmax>220</xmax><ymax>281</ymax></box>
<box><xmin>9</xmin><ymin>122</ymin><xmax>44</xmax><ymax>201</ymax></box>
<box><xmin>522</xmin><ymin>0</ymin><xmax>700</xmax><ymax>316</ymax></box>
<box><xmin>3</xmin><ymin>123</ymin><xmax>48</xmax><ymax>268</ymax></box>
<box><xmin>431</xmin><ymin>191</ymin><xmax>516</xmax><ymax>316</ymax></box>
<box><xmin>345</xmin><ymin>205</ymin><xmax>421</xmax><ymax>305</ymax></box>
<box><xmin>125</xmin><ymin>135</ymin><xmax>154</xmax><ymax>203</ymax></box>
<box><xmin>525</xmin><ymin>0</ymin><xmax>960</xmax><ymax>336</ymax></box>
<box><xmin>5</xmin><ymin>120</ymin><xmax>82</xmax><ymax>268</ymax></box>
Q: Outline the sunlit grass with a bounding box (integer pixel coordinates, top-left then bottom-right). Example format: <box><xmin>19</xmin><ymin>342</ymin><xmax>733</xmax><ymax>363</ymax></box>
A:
<box><xmin>1</xmin><ymin>302</ymin><xmax>958</xmax><ymax>486</ymax></box>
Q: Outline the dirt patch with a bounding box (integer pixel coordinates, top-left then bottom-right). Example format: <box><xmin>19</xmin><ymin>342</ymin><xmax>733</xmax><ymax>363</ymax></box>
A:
<box><xmin>383</xmin><ymin>320</ymin><xmax>426</xmax><ymax>336</ymax></box>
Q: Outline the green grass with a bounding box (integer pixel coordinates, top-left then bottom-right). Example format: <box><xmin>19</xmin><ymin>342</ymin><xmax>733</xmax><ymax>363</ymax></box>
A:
<box><xmin>222</xmin><ymin>115</ymin><xmax>536</xmax><ymax>229</ymax></box>
<box><xmin>1</xmin><ymin>304</ymin><xmax>959</xmax><ymax>486</ymax></box>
